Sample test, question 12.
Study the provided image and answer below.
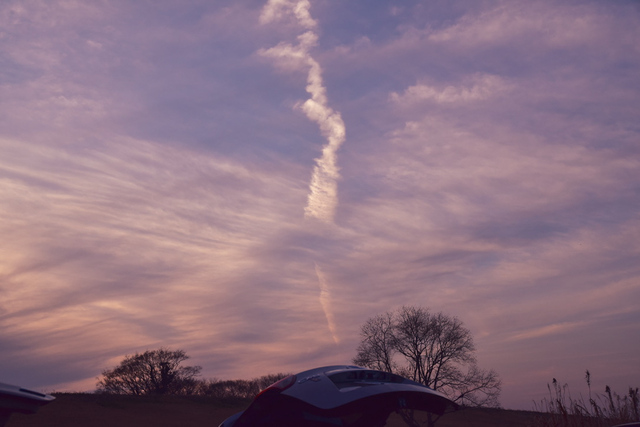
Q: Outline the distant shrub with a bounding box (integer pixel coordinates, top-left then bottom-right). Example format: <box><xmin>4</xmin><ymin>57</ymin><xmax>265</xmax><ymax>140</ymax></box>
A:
<box><xmin>194</xmin><ymin>373</ymin><xmax>291</xmax><ymax>399</ymax></box>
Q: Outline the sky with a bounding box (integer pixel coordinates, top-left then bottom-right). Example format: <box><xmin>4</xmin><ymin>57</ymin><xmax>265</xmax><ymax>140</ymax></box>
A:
<box><xmin>1</xmin><ymin>0</ymin><xmax>639</xmax><ymax>410</ymax></box>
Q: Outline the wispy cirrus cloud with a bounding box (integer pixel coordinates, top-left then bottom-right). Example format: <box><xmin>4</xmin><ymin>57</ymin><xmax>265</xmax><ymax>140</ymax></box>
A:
<box><xmin>0</xmin><ymin>133</ymin><xmax>312</xmax><ymax>387</ymax></box>
<box><xmin>390</xmin><ymin>74</ymin><xmax>511</xmax><ymax>104</ymax></box>
<box><xmin>505</xmin><ymin>321</ymin><xmax>587</xmax><ymax>342</ymax></box>
<box><xmin>1</xmin><ymin>0</ymin><xmax>639</xmax><ymax>411</ymax></box>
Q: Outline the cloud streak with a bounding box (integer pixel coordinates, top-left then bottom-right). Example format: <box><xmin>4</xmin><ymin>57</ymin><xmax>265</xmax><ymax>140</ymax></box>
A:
<box><xmin>260</xmin><ymin>0</ymin><xmax>346</xmax><ymax>224</ymax></box>
<box><xmin>390</xmin><ymin>74</ymin><xmax>510</xmax><ymax>104</ymax></box>
<box><xmin>260</xmin><ymin>0</ymin><xmax>317</xmax><ymax>29</ymax></box>
<box><xmin>315</xmin><ymin>263</ymin><xmax>339</xmax><ymax>344</ymax></box>
<box><xmin>259</xmin><ymin>0</ymin><xmax>344</xmax><ymax>347</ymax></box>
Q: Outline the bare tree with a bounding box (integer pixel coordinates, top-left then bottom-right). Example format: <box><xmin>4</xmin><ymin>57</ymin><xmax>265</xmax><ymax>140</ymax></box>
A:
<box><xmin>353</xmin><ymin>311</ymin><xmax>396</xmax><ymax>373</ymax></box>
<box><xmin>354</xmin><ymin>307</ymin><xmax>501</xmax><ymax>409</ymax></box>
<box><xmin>97</xmin><ymin>348</ymin><xmax>201</xmax><ymax>395</ymax></box>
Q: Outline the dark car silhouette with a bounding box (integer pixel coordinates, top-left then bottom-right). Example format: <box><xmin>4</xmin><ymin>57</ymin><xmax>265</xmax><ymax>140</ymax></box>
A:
<box><xmin>219</xmin><ymin>365</ymin><xmax>457</xmax><ymax>427</ymax></box>
<box><xmin>0</xmin><ymin>382</ymin><xmax>55</xmax><ymax>427</ymax></box>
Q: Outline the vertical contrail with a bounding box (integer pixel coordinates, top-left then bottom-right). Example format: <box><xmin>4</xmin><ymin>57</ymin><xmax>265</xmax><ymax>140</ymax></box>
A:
<box><xmin>260</xmin><ymin>0</ymin><xmax>342</xmax><ymax>344</ymax></box>
<box><xmin>260</xmin><ymin>0</ymin><xmax>346</xmax><ymax>224</ymax></box>
<box><xmin>315</xmin><ymin>263</ymin><xmax>339</xmax><ymax>343</ymax></box>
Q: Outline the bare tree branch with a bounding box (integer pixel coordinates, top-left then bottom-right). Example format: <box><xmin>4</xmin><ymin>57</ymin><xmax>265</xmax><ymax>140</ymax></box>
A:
<box><xmin>352</xmin><ymin>306</ymin><xmax>502</xmax><ymax>416</ymax></box>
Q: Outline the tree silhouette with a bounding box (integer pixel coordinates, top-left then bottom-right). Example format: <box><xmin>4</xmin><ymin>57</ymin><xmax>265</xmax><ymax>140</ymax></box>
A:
<box><xmin>97</xmin><ymin>348</ymin><xmax>201</xmax><ymax>395</ymax></box>
<box><xmin>353</xmin><ymin>306</ymin><xmax>501</xmax><ymax>408</ymax></box>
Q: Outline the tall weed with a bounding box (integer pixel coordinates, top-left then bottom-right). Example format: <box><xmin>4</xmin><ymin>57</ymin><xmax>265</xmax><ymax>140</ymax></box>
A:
<box><xmin>529</xmin><ymin>371</ymin><xmax>639</xmax><ymax>427</ymax></box>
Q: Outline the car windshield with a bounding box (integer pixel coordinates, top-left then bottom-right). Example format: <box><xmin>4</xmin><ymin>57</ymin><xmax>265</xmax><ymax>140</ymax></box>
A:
<box><xmin>327</xmin><ymin>370</ymin><xmax>405</xmax><ymax>390</ymax></box>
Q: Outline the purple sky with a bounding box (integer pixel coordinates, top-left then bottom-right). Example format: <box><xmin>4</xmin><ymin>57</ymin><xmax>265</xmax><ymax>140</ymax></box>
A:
<box><xmin>1</xmin><ymin>0</ymin><xmax>639</xmax><ymax>410</ymax></box>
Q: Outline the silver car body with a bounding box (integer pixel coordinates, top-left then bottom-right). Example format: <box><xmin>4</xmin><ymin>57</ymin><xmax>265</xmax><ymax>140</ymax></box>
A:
<box><xmin>0</xmin><ymin>382</ymin><xmax>55</xmax><ymax>427</ymax></box>
<box><xmin>219</xmin><ymin>365</ymin><xmax>456</xmax><ymax>427</ymax></box>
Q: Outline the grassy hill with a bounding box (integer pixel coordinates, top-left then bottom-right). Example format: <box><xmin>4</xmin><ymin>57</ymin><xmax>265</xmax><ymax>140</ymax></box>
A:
<box><xmin>7</xmin><ymin>393</ymin><xmax>544</xmax><ymax>427</ymax></box>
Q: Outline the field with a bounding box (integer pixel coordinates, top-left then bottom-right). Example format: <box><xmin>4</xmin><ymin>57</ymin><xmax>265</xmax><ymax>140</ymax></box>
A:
<box><xmin>6</xmin><ymin>393</ymin><xmax>544</xmax><ymax>427</ymax></box>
